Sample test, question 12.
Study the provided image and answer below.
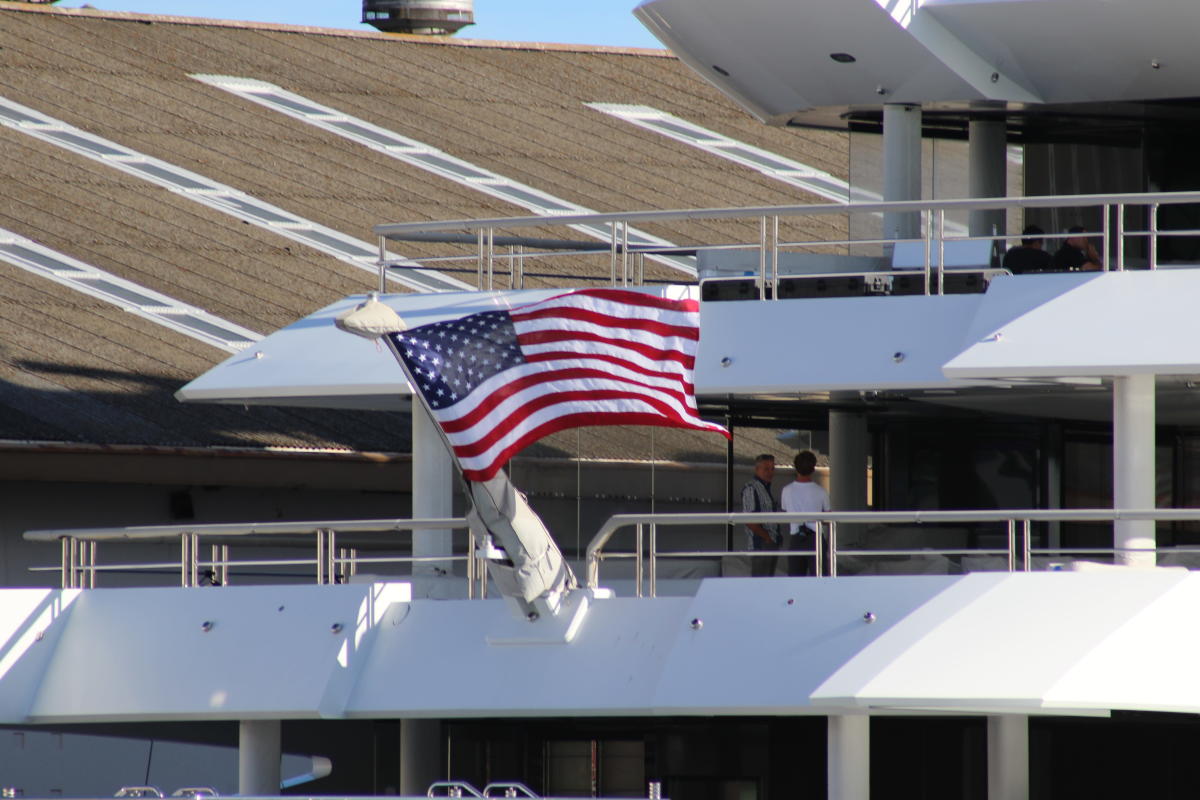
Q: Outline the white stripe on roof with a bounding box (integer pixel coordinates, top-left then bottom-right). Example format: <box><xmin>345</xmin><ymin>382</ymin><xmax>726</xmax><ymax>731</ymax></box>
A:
<box><xmin>587</xmin><ymin>103</ymin><xmax>975</xmax><ymax>237</ymax></box>
<box><xmin>0</xmin><ymin>97</ymin><xmax>471</xmax><ymax>294</ymax></box>
<box><xmin>0</xmin><ymin>229</ymin><xmax>261</xmax><ymax>353</ymax></box>
<box><xmin>588</xmin><ymin>103</ymin><xmax>853</xmax><ymax>203</ymax></box>
<box><xmin>190</xmin><ymin>75</ymin><xmax>696</xmax><ymax>277</ymax></box>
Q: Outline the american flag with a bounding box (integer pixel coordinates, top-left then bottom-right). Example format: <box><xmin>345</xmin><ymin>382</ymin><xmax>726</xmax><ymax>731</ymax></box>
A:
<box><xmin>390</xmin><ymin>288</ymin><xmax>729</xmax><ymax>481</ymax></box>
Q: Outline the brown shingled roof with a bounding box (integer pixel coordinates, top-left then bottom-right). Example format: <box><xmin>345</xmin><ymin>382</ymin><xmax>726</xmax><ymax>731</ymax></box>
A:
<box><xmin>0</xmin><ymin>3</ymin><xmax>845</xmax><ymax>462</ymax></box>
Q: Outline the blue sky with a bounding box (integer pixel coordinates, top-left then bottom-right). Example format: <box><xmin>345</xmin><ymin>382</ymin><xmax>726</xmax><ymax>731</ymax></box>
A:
<box><xmin>61</xmin><ymin>1</ymin><xmax>664</xmax><ymax>49</ymax></box>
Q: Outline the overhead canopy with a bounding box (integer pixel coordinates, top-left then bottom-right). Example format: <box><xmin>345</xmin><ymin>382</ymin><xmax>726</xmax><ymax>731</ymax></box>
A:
<box><xmin>636</xmin><ymin>0</ymin><xmax>1200</xmax><ymax>124</ymax></box>
<box><xmin>180</xmin><ymin>271</ymin><xmax>1200</xmax><ymax>422</ymax></box>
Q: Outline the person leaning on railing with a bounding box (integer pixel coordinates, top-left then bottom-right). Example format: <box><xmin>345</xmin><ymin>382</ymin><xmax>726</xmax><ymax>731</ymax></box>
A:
<box><xmin>1002</xmin><ymin>224</ymin><xmax>1054</xmax><ymax>274</ymax></box>
<box><xmin>1052</xmin><ymin>225</ymin><xmax>1104</xmax><ymax>271</ymax></box>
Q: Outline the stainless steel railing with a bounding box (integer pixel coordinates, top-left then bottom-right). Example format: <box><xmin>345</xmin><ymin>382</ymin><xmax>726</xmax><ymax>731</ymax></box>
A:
<box><xmin>374</xmin><ymin>190</ymin><xmax>1200</xmax><ymax>294</ymax></box>
<box><xmin>24</xmin><ymin>517</ymin><xmax>484</xmax><ymax>595</ymax></box>
<box><xmin>585</xmin><ymin>508</ymin><xmax>1200</xmax><ymax>596</ymax></box>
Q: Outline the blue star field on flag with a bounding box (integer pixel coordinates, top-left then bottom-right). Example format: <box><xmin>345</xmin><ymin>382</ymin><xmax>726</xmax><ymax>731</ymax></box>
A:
<box><xmin>392</xmin><ymin>310</ymin><xmax>526</xmax><ymax>410</ymax></box>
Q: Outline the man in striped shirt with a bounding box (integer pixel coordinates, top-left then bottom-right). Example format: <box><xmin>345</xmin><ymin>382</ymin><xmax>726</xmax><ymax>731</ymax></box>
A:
<box><xmin>742</xmin><ymin>453</ymin><xmax>781</xmax><ymax>577</ymax></box>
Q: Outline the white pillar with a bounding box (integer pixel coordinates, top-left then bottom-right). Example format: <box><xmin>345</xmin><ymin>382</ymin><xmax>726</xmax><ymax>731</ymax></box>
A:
<box><xmin>987</xmin><ymin>715</ymin><xmax>1028</xmax><ymax>800</ymax></box>
<box><xmin>883</xmin><ymin>104</ymin><xmax>922</xmax><ymax>244</ymax></box>
<box><xmin>413</xmin><ymin>403</ymin><xmax>455</xmax><ymax>577</ymax></box>
<box><xmin>238</xmin><ymin>720</ymin><xmax>281</xmax><ymax>796</ymax></box>
<box><xmin>829</xmin><ymin>411</ymin><xmax>869</xmax><ymax>548</ymax></box>
<box><xmin>399</xmin><ymin>719</ymin><xmax>441</xmax><ymax>796</ymax></box>
<box><xmin>968</xmin><ymin>117</ymin><xmax>1007</xmax><ymax>239</ymax></box>
<box><xmin>1113</xmin><ymin>374</ymin><xmax>1156</xmax><ymax>566</ymax></box>
<box><xmin>827</xmin><ymin>715</ymin><xmax>869</xmax><ymax>800</ymax></box>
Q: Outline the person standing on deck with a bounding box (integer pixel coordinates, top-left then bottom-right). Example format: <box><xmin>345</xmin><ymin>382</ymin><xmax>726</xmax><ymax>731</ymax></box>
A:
<box><xmin>780</xmin><ymin>450</ymin><xmax>830</xmax><ymax>577</ymax></box>
<box><xmin>742</xmin><ymin>454</ymin><xmax>780</xmax><ymax>577</ymax></box>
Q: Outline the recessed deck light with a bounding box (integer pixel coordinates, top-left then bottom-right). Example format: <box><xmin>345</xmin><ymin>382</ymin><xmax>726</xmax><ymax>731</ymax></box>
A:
<box><xmin>830</xmin><ymin>53</ymin><xmax>857</xmax><ymax>64</ymax></box>
<box><xmin>712</xmin><ymin>64</ymin><xmax>730</xmax><ymax>77</ymax></box>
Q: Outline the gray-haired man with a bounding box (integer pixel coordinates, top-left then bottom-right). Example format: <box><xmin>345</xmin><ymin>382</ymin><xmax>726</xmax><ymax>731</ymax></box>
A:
<box><xmin>741</xmin><ymin>453</ymin><xmax>780</xmax><ymax>577</ymax></box>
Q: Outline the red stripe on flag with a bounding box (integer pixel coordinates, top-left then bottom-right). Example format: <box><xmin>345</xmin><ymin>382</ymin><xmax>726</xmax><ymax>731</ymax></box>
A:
<box><xmin>518</xmin><ymin>329</ymin><xmax>695</xmax><ymax>368</ymax></box>
<box><xmin>511</xmin><ymin>306</ymin><xmax>699</xmax><ymax>341</ymax></box>
<box><xmin>439</xmin><ymin>369</ymin><xmax>696</xmax><ymax>435</ymax></box>
<box><xmin>523</xmin><ymin>350</ymin><xmax>696</xmax><ymax>394</ymax></box>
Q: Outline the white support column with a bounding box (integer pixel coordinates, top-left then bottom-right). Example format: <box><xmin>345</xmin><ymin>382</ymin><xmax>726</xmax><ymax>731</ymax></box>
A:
<box><xmin>829</xmin><ymin>411</ymin><xmax>869</xmax><ymax>548</ymax></box>
<box><xmin>1113</xmin><ymin>374</ymin><xmax>1156</xmax><ymax>567</ymax></box>
<box><xmin>238</xmin><ymin>719</ymin><xmax>281</xmax><ymax>796</ymax></box>
<box><xmin>968</xmin><ymin>117</ymin><xmax>1007</xmax><ymax>239</ymax></box>
<box><xmin>827</xmin><ymin>715</ymin><xmax>869</xmax><ymax>800</ymax></box>
<box><xmin>987</xmin><ymin>715</ymin><xmax>1029</xmax><ymax>800</ymax></box>
<box><xmin>883</xmin><ymin>104</ymin><xmax>923</xmax><ymax>245</ymax></box>
<box><xmin>399</xmin><ymin>719</ymin><xmax>441</xmax><ymax>796</ymax></box>
<box><xmin>413</xmin><ymin>402</ymin><xmax>454</xmax><ymax>578</ymax></box>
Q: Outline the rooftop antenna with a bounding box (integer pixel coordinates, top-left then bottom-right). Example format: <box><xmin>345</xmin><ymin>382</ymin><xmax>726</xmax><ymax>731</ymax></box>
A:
<box><xmin>362</xmin><ymin>0</ymin><xmax>475</xmax><ymax>35</ymax></box>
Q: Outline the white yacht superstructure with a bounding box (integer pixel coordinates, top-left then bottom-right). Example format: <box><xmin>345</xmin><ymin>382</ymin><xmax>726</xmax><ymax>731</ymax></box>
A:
<box><xmin>7</xmin><ymin>1</ymin><xmax>1200</xmax><ymax>799</ymax></box>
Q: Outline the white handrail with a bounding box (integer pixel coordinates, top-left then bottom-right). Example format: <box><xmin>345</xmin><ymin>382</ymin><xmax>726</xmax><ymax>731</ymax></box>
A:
<box><xmin>585</xmin><ymin>508</ymin><xmax>1200</xmax><ymax>593</ymax></box>
<box><xmin>375</xmin><ymin>191</ymin><xmax>1200</xmax><ymax>236</ymax></box>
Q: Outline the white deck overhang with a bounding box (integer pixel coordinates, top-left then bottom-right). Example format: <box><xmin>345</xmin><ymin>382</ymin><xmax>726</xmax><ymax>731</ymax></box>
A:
<box><xmin>4</xmin><ymin>571</ymin><xmax>1200</xmax><ymax>723</ymax></box>
<box><xmin>635</xmin><ymin>0</ymin><xmax>1200</xmax><ymax>124</ymax></box>
<box><xmin>178</xmin><ymin>271</ymin><xmax>1200</xmax><ymax>415</ymax></box>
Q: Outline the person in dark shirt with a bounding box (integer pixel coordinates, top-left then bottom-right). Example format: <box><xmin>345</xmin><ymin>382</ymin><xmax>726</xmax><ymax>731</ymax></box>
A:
<box><xmin>1052</xmin><ymin>225</ymin><xmax>1104</xmax><ymax>271</ymax></box>
<box><xmin>1002</xmin><ymin>225</ymin><xmax>1054</xmax><ymax>273</ymax></box>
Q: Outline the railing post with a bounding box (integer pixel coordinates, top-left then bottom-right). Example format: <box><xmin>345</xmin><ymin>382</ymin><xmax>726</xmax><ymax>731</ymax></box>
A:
<box><xmin>60</xmin><ymin>537</ymin><xmax>69</xmax><ymax>589</ymax></box>
<box><xmin>937</xmin><ymin>210</ymin><xmax>946</xmax><ymax>295</ymax></box>
<box><xmin>1007</xmin><ymin>519</ymin><xmax>1016</xmax><ymax>572</ymax></box>
<box><xmin>516</xmin><ymin>245</ymin><xmax>525</xmax><ymax>289</ymax></box>
<box><xmin>635</xmin><ymin>524</ymin><xmax>644</xmax><ymax>598</ymax></box>
<box><xmin>649</xmin><ymin>523</ymin><xmax>658</xmax><ymax>598</ymax></box>
<box><xmin>88</xmin><ymin>541</ymin><xmax>97</xmax><ymax>588</ymax></box>
<box><xmin>190</xmin><ymin>532</ymin><xmax>199</xmax><ymax>588</ymax></box>
<box><xmin>1116</xmin><ymin>203</ymin><xmax>1125</xmax><ymax>271</ymax></box>
<box><xmin>180</xmin><ymin>532</ymin><xmax>190</xmax><ymax>588</ymax></box>
<box><xmin>1022</xmin><ymin>519</ymin><xmax>1033</xmax><ymax>572</ymax></box>
<box><xmin>476</xmin><ymin>229</ymin><xmax>485</xmax><ymax>289</ymax></box>
<box><xmin>829</xmin><ymin>521</ymin><xmax>838</xmax><ymax>577</ymax></box>
<box><xmin>814</xmin><ymin>521</ymin><xmax>824</xmax><ymax>577</ymax></box>
<box><xmin>467</xmin><ymin>529</ymin><xmax>476</xmax><ymax>599</ymax></box>
<box><xmin>486</xmin><ymin>228</ymin><xmax>495</xmax><ymax>290</ymax></box>
<box><xmin>315</xmin><ymin>529</ymin><xmax>326</xmax><ymax>585</ymax></box>
<box><xmin>771</xmin><ymin>215</ymin><xmax>780</xmax><ymax>300</ymax></box>
<box><xmin>610</xmin><ymin>223</ymin><xmax>619</xmax><ymax>287</ymax></box>
<box><xmin>758</xmin><ymin>216</ymin><xmax>768</xmax><ymax>300</ymax></box>
<box><xmin>923</xmin><ymin>219</ymin><xmax>933</xmax><ymax>295</ymax></box>
<box><xmin>378</xmin><ymin>235</ymin><xmax>387</xmax><ymax>293</ymax></box>
<box><xmin>1150</xmin><ymin>203</ymin><xmax>1159</xmax><ymax>270</ymax></box>
<box><xmin>327</xmin><ymin>530</ymin><xmax>337</xmax><ymax>584</ymax></box>
<box><xmin>506</xmin><ymin>246</ymin><xmax>515</xmax><ymax>290</ymax></box>
<box><xmin>1102</xmin><ymin>205</ymin><xmax>1111</xmax><ymax>270</ymax></box>
<box><xmin>621</xmin><ymin>222</ymin><xmax>630</xmax><ymax>287</ymax></box>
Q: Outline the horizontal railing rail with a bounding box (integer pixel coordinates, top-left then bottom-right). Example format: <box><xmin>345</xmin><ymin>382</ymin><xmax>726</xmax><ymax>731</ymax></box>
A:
<box><xmin>374</xmin><ymin>190</ymin><xmax>1200</xmax><ymax>294</ymax></box>
<box><xmin>24</xmin><ymin>517</ymin><xmax>482</xmax><ymax>594</ymax></box>
<box><xmin>585</xmin><ymin>508</ymin><xmax>1200</xmax><ymax>596</ymax></box>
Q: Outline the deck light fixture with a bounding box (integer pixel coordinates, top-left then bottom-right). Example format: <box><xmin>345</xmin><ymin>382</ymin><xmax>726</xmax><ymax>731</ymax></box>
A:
<box><xmin>712</xmin><ymin>65</ymin><xmax>730</xmax><ymax>77</ymax></box>
<box><xmin>830</xmin><ymin>53</ymin><xmax>856</xmax><ymax>64</ymax></box>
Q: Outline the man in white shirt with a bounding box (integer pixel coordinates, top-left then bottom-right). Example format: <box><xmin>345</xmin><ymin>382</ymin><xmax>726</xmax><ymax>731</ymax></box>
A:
<box><xmin>779</xmin><ymin>450</ymin><xmax>829</xmax><ymax>576</ymax></box>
